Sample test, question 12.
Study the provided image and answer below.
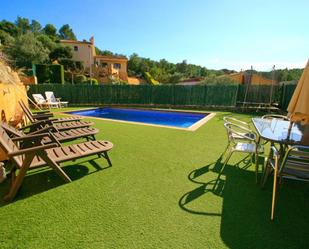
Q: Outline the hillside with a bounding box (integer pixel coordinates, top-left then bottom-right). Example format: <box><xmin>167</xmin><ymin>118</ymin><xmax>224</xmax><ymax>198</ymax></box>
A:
<box><xmin>0</xmin><ymin>16</ymin><xmax>303</xmax><ymax>83</ymax></box>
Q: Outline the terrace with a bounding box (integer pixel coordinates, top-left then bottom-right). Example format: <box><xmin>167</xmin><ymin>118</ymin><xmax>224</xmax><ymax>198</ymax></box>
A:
<box><xmin>0</xmin><ymin>107</ymin><xmax>308</xmax><ymax>249</ymax></box>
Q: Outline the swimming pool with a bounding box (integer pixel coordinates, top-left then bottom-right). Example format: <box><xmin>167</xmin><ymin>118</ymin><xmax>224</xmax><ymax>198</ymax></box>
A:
<box><xmin>66</xmin><ymin>108</ymin><xmax>213</xmax><ymax>130</ymax></box>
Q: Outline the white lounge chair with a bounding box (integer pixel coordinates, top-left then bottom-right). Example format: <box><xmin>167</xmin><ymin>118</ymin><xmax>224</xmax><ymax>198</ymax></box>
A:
<box><xmin>45</xmin><ymin>91</ymin><xmax>68</xmax><ymax>108</ymax></box>
<box><xmin>32</xmin><ymin>94</ymin><xmax>52</xmax><ymax>109</ymax></box>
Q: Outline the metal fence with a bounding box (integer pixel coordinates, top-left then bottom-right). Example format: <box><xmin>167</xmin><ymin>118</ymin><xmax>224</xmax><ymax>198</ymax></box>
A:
<box><xmin>28</xmin><ymin>83</ymin><xmax>296</xmax><ymax>110</ymax></box>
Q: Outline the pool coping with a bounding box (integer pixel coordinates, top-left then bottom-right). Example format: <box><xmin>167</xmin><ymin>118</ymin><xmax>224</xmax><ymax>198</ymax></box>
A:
<box><xmin>60</xmin><ymin>107</ymin><xmax>216</xmax><ymax>131</ymax></box>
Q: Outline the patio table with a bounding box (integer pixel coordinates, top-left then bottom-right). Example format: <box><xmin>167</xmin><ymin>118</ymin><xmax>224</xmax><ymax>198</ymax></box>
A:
<box><xmin>252</xmin><ymin>118</ymin><xmax>309</xmax><ymax>146</ymax></box>
<box><xmin>252</xmin><ymin>118</ymin><xmax>309</xmax><ymax>183</ymax></box>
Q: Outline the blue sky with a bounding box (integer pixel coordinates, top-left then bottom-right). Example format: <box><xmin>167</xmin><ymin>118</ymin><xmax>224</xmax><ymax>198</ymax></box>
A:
<box><xmin>1</xmin><ymin>0</ymin><xmax>309</xmax><ymax>71</ymax></box>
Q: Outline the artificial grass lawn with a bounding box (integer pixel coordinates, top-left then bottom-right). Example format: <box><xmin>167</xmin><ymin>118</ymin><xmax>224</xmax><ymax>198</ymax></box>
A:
<box><xmin>0</xmin><ymin>108</ymin><xmax>309</xmax><ymax>249</ymax></box>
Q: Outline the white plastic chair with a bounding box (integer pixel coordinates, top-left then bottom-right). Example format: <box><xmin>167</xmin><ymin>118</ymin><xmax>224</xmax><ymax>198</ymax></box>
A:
<box><xmin>32</xmin><ymin>94</ymin><xmax>50</xmax><ymax>109</ymax></box>
<box><xmin>45</xmin><ymin>91</ymin><xmax>68</xmax><ymax>108</ymax></box>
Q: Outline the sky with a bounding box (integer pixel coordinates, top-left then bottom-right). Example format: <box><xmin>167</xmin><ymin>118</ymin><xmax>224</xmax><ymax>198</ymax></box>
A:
<box><xmin>1</xmin><ymin>0</ymin><xmax>309</xmax><ymax>71</ymax></box>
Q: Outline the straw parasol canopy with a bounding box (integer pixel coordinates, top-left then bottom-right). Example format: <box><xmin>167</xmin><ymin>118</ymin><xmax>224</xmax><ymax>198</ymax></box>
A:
<box><xmin>287</xmin><ymin>59</ymin><xmax>309</xmax><ymax>124</ymax></box>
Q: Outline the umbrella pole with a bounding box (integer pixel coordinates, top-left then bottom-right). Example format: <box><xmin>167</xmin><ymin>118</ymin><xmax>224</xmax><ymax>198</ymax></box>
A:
<box><xmin>269</xmin><ymin>65</ymin><xmax>276</xmax><ymax>111</ymax></box>
<box><xmin>242</xmin><ymin>65</ymin><xmax>253</xmax><ymax>111</ymax></box>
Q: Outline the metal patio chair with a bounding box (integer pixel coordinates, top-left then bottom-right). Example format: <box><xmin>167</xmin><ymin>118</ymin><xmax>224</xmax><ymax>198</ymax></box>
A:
<box><xmin>262</xmin><ymin>145</ymin><xmax>309</xmax><ymax>220</ymax></box>
<box><xmin>220</xmin><ymin>123</ymin><xmax>263</xmax><ymax>182</ymax></box>
<box><xmin>223</xmin><ymin>116</ymin><xmax>257</xmax><ymax>147</ymax></box>
<box><xmin>223</xmin><ymin>116</ymin><xmax>251</xmax><ymax>129</ymax></box>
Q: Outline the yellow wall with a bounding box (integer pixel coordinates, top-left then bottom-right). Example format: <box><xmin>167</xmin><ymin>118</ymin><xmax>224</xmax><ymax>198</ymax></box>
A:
<box><xmin>0</xmin><ymin>83</ymin><xmax>28</xmax><ymax>123</ymax></box>
<box><xmin>250</xmin><ymin>74</ymin><xmax>273</xmax><ymax>85</ymax></box>
<box><xmin>94</xmin><ymin>56</ymin><xmax>128</xmax><ymax>82</ymax></box>
<box><xmin>0</xmin><ymin>83</ymin><xmax>28</xmax><ymax>160</ymax></box>
<box><xmin>226</xmin><ymin>73</ymin><xmax>274</xmax><ymax>85</ymax></box>
<box><xmin>59</xmin><ymin>39</ymin><xmax>129</xmax><ymax>83</ymax></box>
<box><xmin>60</xmin><ymin>41</ymin><xmax>95</xmax><ymax>70</ymax></box>
<box><xmin>228</xmin><ymin>73</ymin><xmax>244</xmax><ymax>83</ymax></box>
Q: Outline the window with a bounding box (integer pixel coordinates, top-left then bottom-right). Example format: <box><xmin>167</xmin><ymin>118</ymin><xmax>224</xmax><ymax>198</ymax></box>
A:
<box><xmin>113</xmin><ymin>63</ymin><xmax>121</xmax><ymax>69</ymax></box>
<box><xmin>74</xmin><ymin>46</ymin><xmax>78</xmax><ymax>51</ymax></box>
<box><xmin>100</xmin><ymin>62</ymin><xmax>108</xmax><ymax>68</ymax></box>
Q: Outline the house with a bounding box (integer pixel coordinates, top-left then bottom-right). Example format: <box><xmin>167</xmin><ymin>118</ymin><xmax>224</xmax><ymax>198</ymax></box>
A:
<box><xmin>224</xmin><ymin>72</ymin><xmax>275</xmax><ymax>85</ymax></box>
<box><xmin>59</xmin><ymin>37</ymin><xmax>128</xmax><ymax>83</ymax></box>
<box><xmin>60</xmin><ymin>39</ymin><xmax>95</xmax><ymax>70</ymax></box>
<box><xmin>93</xmin><ymin>55</ymin><xmax>128</xmax><ymax>82</ymax></box>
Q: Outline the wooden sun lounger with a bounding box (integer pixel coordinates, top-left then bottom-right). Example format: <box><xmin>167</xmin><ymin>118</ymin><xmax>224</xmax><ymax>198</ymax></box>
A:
<box><xmin>19</xmin><ymin>101</ymin><xmax>93</xmax><ymax>131</ymax></box>
<box><xmin>19</xmin><ymin>100</ymin><xmax>82</xmax><ymax>123</ymax></box>
<box><xmin>21</xmin><ymin>115</ymin><xmax>94</xmax><ymax>132</ymax></box>
<box><xmin>1</xmin><ymin>122</ymin><xmax>98</xmax><ymax>144</ymax></box>
<box><xmin>0</xmin><ymin>126</ymin><xmax>113</xmax><ymax>201</ymax></box>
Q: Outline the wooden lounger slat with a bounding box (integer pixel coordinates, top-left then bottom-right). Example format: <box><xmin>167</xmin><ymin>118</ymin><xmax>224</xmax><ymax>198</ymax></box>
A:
<box><xmin>74</xmin><ymin>143</ymin><xmax>88</xmax><ymax>153</ymax></box>
<box><xmin>84</xmin><ymin>142</ymin><xmax>96</xmax><ymax>151</ymax></box>
<box><xmin>54</xmin><ymin>147</ymin><xmax>67</xmax><ymax>158</ymax></box>
<box><xmin>61</xmin><ymin>147</ymin><xmax>68</xmax><ymax>156</ymax></box>
<box><xmin>62</xmin><ymin>146</ymin><xmax>75</xmax><ymax>156</ymax></box>
<box><xmin>97</xmin><ymin>140</ymin><xmax>110</xmax><ymax>148</ymax></box>
<box><xmin>54</xmin><ymin>121</ymin><xmax>94</xmax><ymax>131</ymax></box>
<box><xmin>89</xmin><ymin>141</ymin><xmax>100</xmax><ymax>149</ymax></box>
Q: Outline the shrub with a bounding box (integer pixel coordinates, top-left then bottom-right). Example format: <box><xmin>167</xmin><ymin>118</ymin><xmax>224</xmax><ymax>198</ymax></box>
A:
<box><xmin>35</xmin><ymin>64</ymin><xmax>50</xmax><ymax>83</ymax></box>
<box><xmin>86</xmin><ymin>78</ymin><xmax>98</xmax><ymax>85</ymax></box>
<box><xmin>74</xmin><ymin>74</ymin><xmax>87</xmax><ymax>83</ymax></box>
<box><xmin>0</xmin><ymin>30</ymin><xmax>15</xmax><ymax>45</ymax></box>
<box><xmin>34</xmin><ymin>64</ymin><xmax>64</xmax><ymax>84</ymax></box>
<box><xmin>201</xmin><ymin>75</ymin><xmax>237</xmax><ymax>85</ymax></box>
<box><xmin>49</xmin><ymin>64</ymin><xmax>64</xmax><ymax>84</ymax></box>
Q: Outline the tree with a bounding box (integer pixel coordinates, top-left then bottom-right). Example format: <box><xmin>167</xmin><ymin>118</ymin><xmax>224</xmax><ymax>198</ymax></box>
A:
<box><xmin>49</xmin><ymin>46</ymin><xmax>72</xmax><ymax>61</ymax></box>
<box><xmin>200</xmin><ymin>67</ymin><xmax>209</xmax><ymax>77</ymax></box>
<box><xmin>43</xmin><ymin>24</ymin><xmax>58</xmax><ymax>39</ymax></box>
<box><xmin>30</xmin><ymin>19</ymin><xmax>42</xmax><ymax>34</ymax></box>
<box><xmin>95</xmin><ymin>47</ymin><xmax>114</xmax><ymax>56</ymax></box>
<box><xmin>36</xmin><ymin>34</ymin><xmax>57</xmax><ymax>51</ymax></box>
<box><xmin>58</xmin><ymin>24</ymin><xmax>76</xmax><ymax>40</ymax></box>
<box><xmin>176</xmin><ymin>60</ymin><xmax>188</xmax><ymax>74</ymax></box>
<box><xmin>5</xmin><ymin>32</ymin><xmax>49</xmax><ymax>68</ymax></box>
<box><xmin>0</xmin><ymin>20</ymin><xmax>18</xmax><ymax>37</ymax></box>
<box><xmin>201</xmin><ymin>75</ymin><xmax>237</xmax><ymax>85</ymax></box>
<box><xmin>128</xmin><ymin>53</ymin><xmax>141</xmax><ymax>76</ymax></box>
<box><xmin>168</xmin><ymin>72</ymin><xmax>183</xmax><ymax>83</ymax></box>
<box><xmin>15</xmin><ymin>16</ymin><xmax>30</xmax><ymax>35</ymax></box>
<box><xmin>0</xmin><ymin>30</ymin><xmax>15</xmax><ymax>45</ymax></box>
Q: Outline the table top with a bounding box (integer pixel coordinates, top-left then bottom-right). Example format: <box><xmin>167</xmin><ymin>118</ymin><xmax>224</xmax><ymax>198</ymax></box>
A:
<box><xmin>252</xmin><ymin>118</ymin><xmax>309</xmax><ymax>146</ymax></box>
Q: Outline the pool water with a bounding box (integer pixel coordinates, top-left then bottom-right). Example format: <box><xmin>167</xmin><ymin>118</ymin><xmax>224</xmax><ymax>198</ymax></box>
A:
<box><xmin>67</xmin><ymin>108</ymin><xmax>209</xmax><ymax>129</ymax></box>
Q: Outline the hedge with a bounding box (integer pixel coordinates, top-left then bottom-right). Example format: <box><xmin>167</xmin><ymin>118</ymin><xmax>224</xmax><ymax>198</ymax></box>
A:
<box><xmin>34</xmin><ymin>64</ymin><xmax>65</xmax><ymax>84</ymax></box>
<box><xmin>28</xmin><ymin>83</ymin><xmax>296</xmax><ymax>110</ymax></box>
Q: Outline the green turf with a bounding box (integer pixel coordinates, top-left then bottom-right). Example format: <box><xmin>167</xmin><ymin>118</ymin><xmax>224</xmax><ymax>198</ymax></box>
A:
<box><xmin>0</xmin><ymin>108</ymin><xmax>308</xmax><ymax>249</ymax></box>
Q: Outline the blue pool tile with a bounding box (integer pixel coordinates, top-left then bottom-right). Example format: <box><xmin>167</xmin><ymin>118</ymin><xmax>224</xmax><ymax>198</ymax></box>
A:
<box><xmin>66</xmin><ymin>108</ymin><xmax>208</xmax><ymax>128</ymax></box>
